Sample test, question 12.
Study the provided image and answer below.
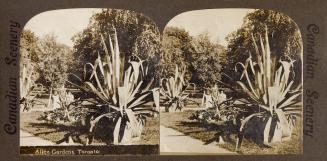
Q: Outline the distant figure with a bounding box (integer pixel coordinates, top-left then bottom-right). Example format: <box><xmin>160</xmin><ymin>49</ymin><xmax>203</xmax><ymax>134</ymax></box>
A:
<box><xmin>212</xmin><ymin>84</ymin><xmax>219</xmax><ymax>97</ymax></box>
<box><xmin>51</xmin><ymin>91</ymin><xmax>61</xmax><ymax>110</ymax></box>
<box><xmin>215</xmin><ymin>89</ymin><xmax>227</xmax><ymax>118</ymax></box>
<box><xmin>217</xmin><ymin>89</ymin><xmax>227</xmax><ymax>104</ymax></box>
<box><xmin>201</xmin><ymin>89</ymin><xmax>213</xmax><ymax>109</ymax></box>
<box><xmin>66</xmin><ymin>91</ymin><xmax>75</xmax><ymax>105</ymax></box>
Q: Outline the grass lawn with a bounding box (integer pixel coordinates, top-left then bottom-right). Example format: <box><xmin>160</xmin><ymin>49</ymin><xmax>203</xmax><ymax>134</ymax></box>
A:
<box><xmin>160</xmin><ymin>109</ymin><xmax>302</xmax><ymax>154</ymax></box>
<box><xmin>20</xmin><ymin>111</ymin><xmax>159</xmax><ymax>145</ymax></box>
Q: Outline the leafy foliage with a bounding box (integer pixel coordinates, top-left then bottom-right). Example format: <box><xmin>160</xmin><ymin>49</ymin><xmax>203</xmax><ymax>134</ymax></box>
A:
<box><xmin>190</xmin><ymin>97</ymin><xmax>245</xmax><ymax>124</ymax></box>
<box><xmin>160</xmin><ymin>27</ymin><xmax>193</xmax><ymax>78</ymax></box>
<box><xmin>189</xmin><ymin>109</ymin><xmax>220</xmax><ymax>123</ymax></box>
<box><xmin>39</xmin><ymin>106</ymin><xmax>90</xmax><ymax>125</ymax></box>
<box><xmin>20</xmin><ymin>30</ymin><xmax>40</xmax><ymax>64</ymax></box>
<box><xmin>37</xmin><ymin>34</ymin><xmax>73</xmax><ymax>90</ymax></box>
<box><xmin>20</xmin><ymin>30</ymin><xmax>41</xmax><ymax>100</ymax></box>
<box><xmin>189</xmin><ymin>33</ymin><xmax>224</xmax><ymax>87</ymax></box>
<box><xmin>161</xmin><ymin>27</ymin><xmax>224</xmax><ymax>87</ymax></box>
<box><xmin>72</xmin><ymin>9</ymin><xmax>160</xmax><ymax>80</ymax></box>
<box><xmin>20</xmin><ymin>31</ymin><xmax>73</xmax><ymax>111</ymax></box>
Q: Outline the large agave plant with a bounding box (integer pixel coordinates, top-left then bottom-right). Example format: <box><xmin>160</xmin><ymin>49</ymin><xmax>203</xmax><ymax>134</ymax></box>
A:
<box><xmin>69</xmin><ymin>28</ymin><xmax>159</xmax><ymax>144</ymax></box>
<box><xmin>234</xmin><ymin>27</ymin><xmax>302</xmax><ymax>150</ymax></box>
<box><xmin>160</xmin><ymin>65</ymin><xmax>194</xmax><ymax>112</ymax></box>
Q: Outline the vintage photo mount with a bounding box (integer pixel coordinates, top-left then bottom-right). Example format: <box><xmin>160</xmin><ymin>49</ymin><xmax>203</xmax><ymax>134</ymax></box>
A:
<box><xmin>0</xmin><ymin>0</ymin><xmax>326</xmax><ymax>160</ymax></box>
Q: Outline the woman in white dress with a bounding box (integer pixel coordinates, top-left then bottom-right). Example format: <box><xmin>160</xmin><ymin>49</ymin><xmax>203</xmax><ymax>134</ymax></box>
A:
<box><xmin>51</xmin><ymin>90</ymin><xmax>61</xmax><ymax>110</ymax></box>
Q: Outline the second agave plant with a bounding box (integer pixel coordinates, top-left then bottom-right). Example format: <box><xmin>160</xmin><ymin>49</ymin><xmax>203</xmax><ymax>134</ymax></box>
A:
<box><xmin>160</xmin><ymin>65</ymin><xmax>195</xmax><ymax>112</ymax></box>
<box><xmin>234</xmin><ymin>26</ymin><xmax>302</xmax><ymax>150</ymax></box>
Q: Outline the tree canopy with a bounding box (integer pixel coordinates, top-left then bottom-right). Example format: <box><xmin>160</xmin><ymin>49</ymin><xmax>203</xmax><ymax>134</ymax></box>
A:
<box><xmin>160</xmin><ymin>27</ymin><xmax>193</xmax><ymax>78</ymax></box>
<box><xmin>37</xmin><ymin>34</ymin><xmax>72</xmax><ymax>90</ymax></box>
<box><xmin>189</xmin><ymin>33</ymin><xmax>224</xmax><ymax>87</ymax></box>
<box><xmin>222</xmin><ymin>9</ymin><xmax>302</xmax><ymax>83</ymax></box>
<box><xmin>71</xmin><ymin>9</ymin><xmax>161</xmax><ymax>79</ymax></box>
<box><xmin>20</xmin><ymin>30</ymin><xmax>40</xmax><ymax>82</ymax></box>
<box><xmin>161</xmin><ymin>27</ymin><xmax>225</xmax><ymax>87</ymax></box>
<box><xmin>20</xmin><ymin>30</ymin><xmax>73</xmax><ymax>90</ymax></box>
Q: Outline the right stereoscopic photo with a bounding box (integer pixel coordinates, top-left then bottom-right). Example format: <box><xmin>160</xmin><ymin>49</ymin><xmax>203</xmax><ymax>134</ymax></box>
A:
<box><xmin>159</xmin><ymin>9</ymin><xmax>303</xmax><ymax>155</ymax></box>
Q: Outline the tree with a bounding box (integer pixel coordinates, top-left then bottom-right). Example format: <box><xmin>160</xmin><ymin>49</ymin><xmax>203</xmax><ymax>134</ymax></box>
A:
<box><xmin>71</xmin><ymin>9</ymin><xmax>161</xmax><ymax>79</ymax></box>
<box><xmin>160</xmin><ymin>27</ymin><xmax>193</xmax><ymax>79</ymax></box>
<box><xmin>20</xmin><ymin>30</ymin><xmax>39</xmax><ymax>63</ymax></box>
<box><xmin>222</xmin><ymin>9</ymin><xmax>302</xmax><ymax>84</ymax></box>
<box><xmin>37</xmin><ymin>34</ymin><xmax>73</xmax><ymax>106</ymax></box>
<box><xmin>20</xmin><ymin>30</ymin><xmax>40</xmax><ymax>82</ymax></box>
<box><xmin>132</xmin><ymin>26</ymin><xmax>161</xmax><ymax>80</ymax></box>
<box><xmin>189</xmin><ymin>33</ymin><xmax>224</xmax><ymax>87</ymax></box>
<box><xmin>20</xmin><ymin>30</ymin><xmax>42</xmax><ymax>111</ymax></box>
<box><xmin>161</xmin><ymin>27</ymin><xmax>225</xmax><ymax>87</ymax></box>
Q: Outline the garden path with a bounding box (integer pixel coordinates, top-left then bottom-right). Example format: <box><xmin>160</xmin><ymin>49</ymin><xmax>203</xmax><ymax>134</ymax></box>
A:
<box><xmin>160</xmin><ymin>126</ymin><xmax>235</xmax><ymax>155</ymax></box>
<box><xmin>20</xmin><ymin>130</ymin><xmax>55</xmax><ymax>146</ymax></box>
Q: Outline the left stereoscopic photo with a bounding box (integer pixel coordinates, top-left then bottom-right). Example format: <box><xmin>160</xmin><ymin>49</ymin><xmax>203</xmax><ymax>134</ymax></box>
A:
<box><xmin>19</xmin><ymin>8</ymin><xmax>160</xmax><ymax>155</ymax></box>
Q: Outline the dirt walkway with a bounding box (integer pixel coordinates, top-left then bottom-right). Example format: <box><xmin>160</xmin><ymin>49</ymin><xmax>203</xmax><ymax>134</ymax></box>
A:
<box><xmin>160</xmin><ymin>126</ymin><xmax>235</xmax><ymax>155</ymax></box>
<box><xmin>20</xmin><ymin>130</ymin><xmax>55</xmax><ymax>146</ymax></box>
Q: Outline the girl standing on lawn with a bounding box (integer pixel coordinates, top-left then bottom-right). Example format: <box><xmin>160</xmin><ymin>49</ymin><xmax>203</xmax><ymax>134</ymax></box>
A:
<box><xmin>51</xmin><ymin>90</ymin><xmax>61</xmax><ymax>110</ymax></box>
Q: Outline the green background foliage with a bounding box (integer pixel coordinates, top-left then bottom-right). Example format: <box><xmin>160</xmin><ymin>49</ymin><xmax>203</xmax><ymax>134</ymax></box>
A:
<box><xmin>222</xmin><ymin>9</ymin><xmax>302</xmax><ymax>83</ymax></box>
<box><xmin>21</xmin><ymin>9</ymin><xmax>303</xmax><ymax>95</ymax></box>
<box><xmin>160</xmin><ymin>27</ymin><xmax>224</xmax><ymax>87</ymax></box>
<box><xmin>20</xmin><ymin>30</ymin><xmax>73</xmax><ymax>90</ymax></box>
<box><xmin>71</xmin><ymin>9</ymin><xmax>161</xmax><ymax>80</ymax></box>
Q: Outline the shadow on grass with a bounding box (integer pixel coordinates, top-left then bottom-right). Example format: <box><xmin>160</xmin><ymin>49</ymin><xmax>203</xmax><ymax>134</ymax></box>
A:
<box><xmin>22</xmin><ymin>111</ymin><xmax>159</xmax><ymax>145</ymax></box>
<box><xmin>160</xmin><ymin>110</ymin><xmax>301</xmax><ymax>154</ymax></box>
<box><xmin>26</xmin><ymin>120</ymin><xmax>114</xmax><ymax>145</ymax></box>
<box><xmin>28</xmin><ymin>122</ymin><xmax>78</xmax><ymax>134</ymax></box>
<box><xmin>175</xmin><ymin>119</ymin><xmax>268</xmax><ymax>149</ymax></box>
<box><xmin>26</xmin><ymin>122</ymin><xmax>87</xmax><ymax>144</ymax></box>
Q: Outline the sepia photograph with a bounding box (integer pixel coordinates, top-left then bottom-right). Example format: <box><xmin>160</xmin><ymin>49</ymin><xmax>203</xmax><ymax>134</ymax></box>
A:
<box><xmin>0</xmin><ymin>0</ymin><xmax>326</xmax><ymax>160</ymax></box>
<box><xmin>159</xmin><ymin>9</ymin><xmax>303</xmax><ymax>155</ymax></box>
<box><xmin>19</xmin><ymin>8</ymin><xmax>160</xmax><ymax>155</ymax></box>
<box><xmin>19</xmin><ymin>7</ymin><xmax>303</xmax><ymax>155</ymax></box>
